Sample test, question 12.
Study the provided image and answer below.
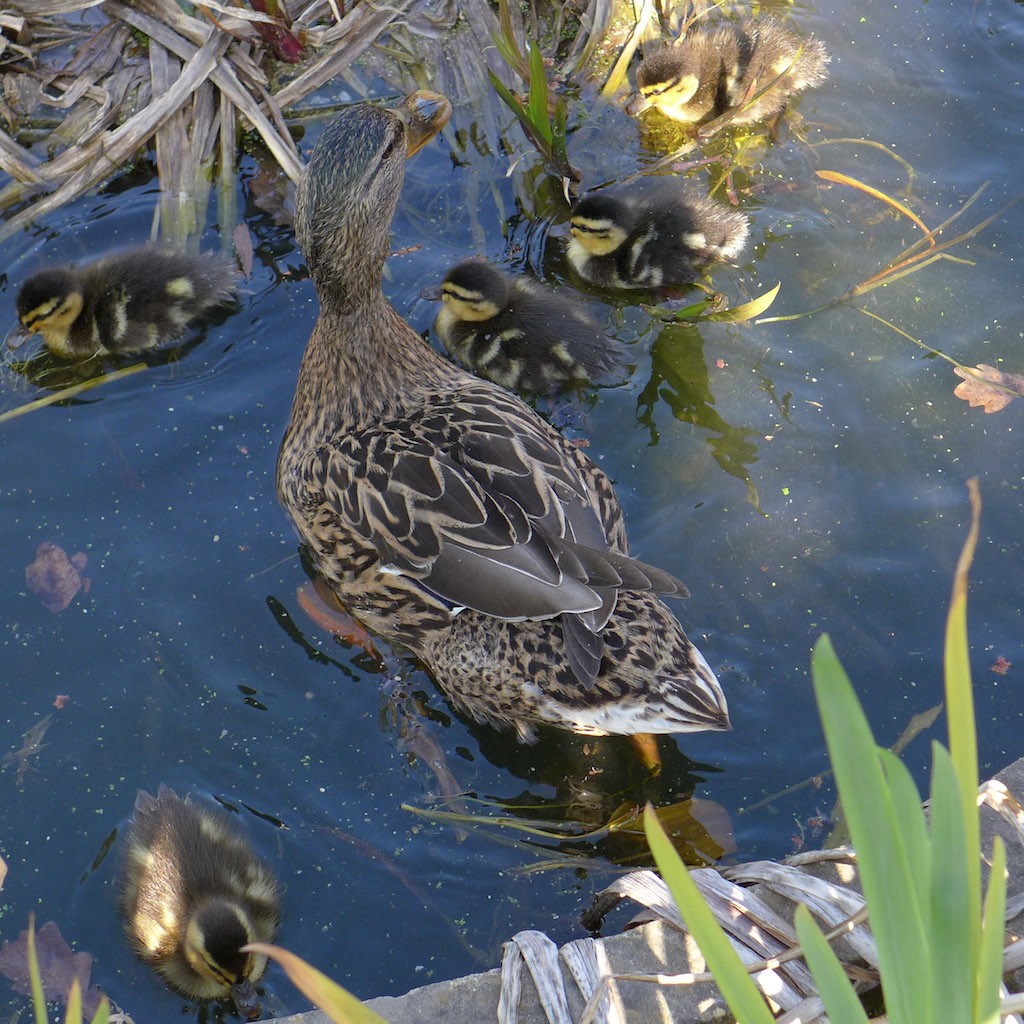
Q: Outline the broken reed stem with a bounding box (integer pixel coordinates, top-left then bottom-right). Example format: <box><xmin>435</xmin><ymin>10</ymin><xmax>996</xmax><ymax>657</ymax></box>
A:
<box><xmin>758</xmin><ymin>182</ymin><xmax>1015</xmax><ymax>325</ymax></box>
<box><xmin>0</xmin><ymin>363</ymin><xmax>148</xmax><ymax>424</ymax></box>
<box><xmin>815</xmin><ymin>169</ymin><xmax>933</xmax><ymax>243</ymax></box>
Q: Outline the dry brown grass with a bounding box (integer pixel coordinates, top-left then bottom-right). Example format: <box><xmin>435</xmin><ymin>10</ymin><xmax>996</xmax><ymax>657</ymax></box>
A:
<box><xmin>0</xmin><ymin>0</ymin><xmax>421</xmax><ymax>241</ymax></box>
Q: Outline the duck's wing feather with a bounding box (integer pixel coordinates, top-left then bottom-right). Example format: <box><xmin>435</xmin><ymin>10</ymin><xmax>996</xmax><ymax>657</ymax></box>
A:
<box><xmin>311</xmin><ymin>388</ymin><xmax>685</xmax><ymax>623</ymax></box>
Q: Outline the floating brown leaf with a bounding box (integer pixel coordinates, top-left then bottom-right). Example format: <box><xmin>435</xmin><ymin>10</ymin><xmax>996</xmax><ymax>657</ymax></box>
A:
<box><xmin>25</xmin><ymin>542</ymin><xmax>90</xmax><ymax>612</ymax></box>
<box><xmin>953</xmin><ymin>363</ymin><xmax>1024</xmax><ymax>413</ymax></box>
<box><xmin>0</xmin><ymin>920</ymin><xmax>105</xmax><ymax>1018</ymax></box>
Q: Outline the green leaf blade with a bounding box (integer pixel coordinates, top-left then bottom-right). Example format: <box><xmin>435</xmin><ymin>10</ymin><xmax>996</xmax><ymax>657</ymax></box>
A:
<box><xmin>927</xmin><ymin>743</ymin><xmax>972</xmax><ymax>1024</ymax></box>
<box><xmin>526</xmin><ymin>42</ymin><xmax>553</xmax><ymax>146</ymax></box>
<box><xmin>704</xmin><ymin>283</ymin><xmax>781</xmax><ymax>323</ymax></box>
<box><xmin>245</xmin><ymin>944</ymin><xmax>390</xmax><ymax>1024</ymax></box>
<box><xmin>643</xmin><ymin>805</ymin><xmax>775</xmax><ymax>1024</ymax></box>
<box><xmin>976</xmin><ymin>837</ymin><xmax>1007</xmax><ymax>1024</ymax></box>
<box><xmin>811</xmin><ymin>636</ymin><xmax>930</xmax><ymax>1024</ymax></box>
<box><xmin>945</xmin><ymin>480</ymin><xmax>982</xmax><ymax>944</ymax></box>
<box><xmin>877</xmin><ymin>748</ymin><xmax>930</xmax><ymax>921</ymax></box>
<box><xmin>793</xmin><ymin>905</ymin><xmax>870</xmax><ymax>1024</ymax></box>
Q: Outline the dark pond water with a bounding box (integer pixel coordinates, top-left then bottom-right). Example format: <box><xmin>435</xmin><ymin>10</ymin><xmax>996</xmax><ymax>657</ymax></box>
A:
<box><xmin>1</xmin><ymin>0</ymin><xmax>1022</xmax><ymax>1017</ymax></box>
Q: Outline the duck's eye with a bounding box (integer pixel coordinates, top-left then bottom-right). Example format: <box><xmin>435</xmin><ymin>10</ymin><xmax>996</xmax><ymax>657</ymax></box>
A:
<box><xmin>380</xmin><ymin>137</ymin><xmax>399</xmax><ymax>161</ymax></box>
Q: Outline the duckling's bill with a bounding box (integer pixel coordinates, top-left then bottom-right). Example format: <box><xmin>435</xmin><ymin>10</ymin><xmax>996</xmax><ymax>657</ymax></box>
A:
<box><xmin>232</xmin><ymin>978</ymin><xmax>262</xmax><ymax>1020</ymax></box>
<box><xmin>4</xmin><ymin>322</ymin><xmax>32</xmax><ymax>350</ymax></box>
<box><xmin>395</xmin><ymin>90</ymin><xmax>451</xmax><ymax>156</ymax></box>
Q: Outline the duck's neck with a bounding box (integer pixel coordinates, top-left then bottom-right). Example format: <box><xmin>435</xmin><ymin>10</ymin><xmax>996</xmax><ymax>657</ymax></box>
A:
<box><xmin>282</xmin><ymin>288</ymin><xmax>455</xmax><ymax>453</ymax></box>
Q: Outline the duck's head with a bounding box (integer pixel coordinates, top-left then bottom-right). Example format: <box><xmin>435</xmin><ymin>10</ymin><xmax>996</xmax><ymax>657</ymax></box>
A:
<box><xmin>440</xmin><ymin>261</ymin><xmax>511</xmax><ymax>323</ymax></box>
<box><xmin>627</xmin><ymin>48</ymin><xmax>701</xmax><ymax>119</ymax></box>
<box><xmin>15</xmin><ymin>268</ymin><xmax>84</xmax><ymax>356</ymax></box>
<box><xmin>295</xmin><ymin>92</ymin><xmax>451</xmax><ymax>307</ymax></box>
<box><xmin>184</xmin><ymin>899</ymin><xmax>268</xmax><ymax>1020</ymax></box>
<box><xmin>569</xmin><ymin>195</ymin><xmax>633</xmax><ymax>257</ymax></box>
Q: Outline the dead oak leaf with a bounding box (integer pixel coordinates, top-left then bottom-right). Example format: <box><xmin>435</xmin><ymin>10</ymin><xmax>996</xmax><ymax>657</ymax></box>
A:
<box><xmin>0</xmin><ymin>920</ymin><xmax>105</xmax><ymax>1017</ymax></box>
<box><xmin>953</xmin><ymin>363</ymin><xmax>1024</xmax><ymax>413</ymax></box>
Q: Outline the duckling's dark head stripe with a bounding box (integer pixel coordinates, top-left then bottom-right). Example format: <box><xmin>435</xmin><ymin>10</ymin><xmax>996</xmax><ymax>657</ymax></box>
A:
<box><xmin>16</xmin><ymin>269</ymin><xmax>77</xmax><ymax>323</ymax></box>
<box><xmin>442</xmin><ymin>282</ymin><xmax>485</xmax><ymax>303</ymax></box>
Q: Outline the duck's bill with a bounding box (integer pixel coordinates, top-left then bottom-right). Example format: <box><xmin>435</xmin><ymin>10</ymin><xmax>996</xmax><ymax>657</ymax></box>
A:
<box><xmin>5</xmin><ymin>323</ymin><xmax>32</xmax><ymax>350</ymax></box>
<box><xmin>624</xmin><ymin>93</ymin><xmax>652</xmax><ymax>116</ymax></box>
<box><xmin>396</xmin><ymin>90</ymin><xmax>452</xmax><ymax>157</ymax></box>
<box><xmin>231</xmin><ymin>979</ymin><xmax>263</xmax><ymax>1021</ymax></box>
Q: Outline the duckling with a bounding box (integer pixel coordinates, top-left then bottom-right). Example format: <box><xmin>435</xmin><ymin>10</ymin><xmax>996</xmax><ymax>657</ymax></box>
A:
<box><xmin>276</xmin><ymin>93</ymin><xmax>729</xmax><ymax>743</ymax></box>
<box><xmin>629</xmin><ymin>19</ymin><xmax>830</xmax><ymax>128</ymax></box>
<box><xmin>118</xmin><ymin>786</ymin><xmax>280</xmax><ymax>1020</ymax></box>
<box><xmin>15</xmin><ymin>246</ymin><xmax>238</xmax><ymax>359</ymax></box>
<box><xmin>567</xmin><ymin>183</ymin><xmax>749</xmax><ymax>291</ymax></box>
<box><xmin>434</xmin><ymin>260</ymin><xmax>631</xmax><ymax>393</ymax></box>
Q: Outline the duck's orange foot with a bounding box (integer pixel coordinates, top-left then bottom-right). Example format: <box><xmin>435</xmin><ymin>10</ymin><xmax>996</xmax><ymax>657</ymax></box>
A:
<box><xmin>629</xmin><ymin>732</ymin><xmax>663</xmax><ymax>775</ymax></box>
<box><xmin>295</xmin><ymin>580</ymin><xmax>380</xmax><ymax>658</ymax></box>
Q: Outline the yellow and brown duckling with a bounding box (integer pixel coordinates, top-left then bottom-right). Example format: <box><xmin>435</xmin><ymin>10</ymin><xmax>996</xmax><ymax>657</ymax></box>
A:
<box><xmin>628</xmin><ymin>19</ymin><xmax>830</xmax><ymax>128</ymax></box>
<box><xmin>276</xmin><ymin>93</ymin><xmax>729</xmax><ymax>743</ymax></box>
<box><xmin>567</xmin><ymin>183</ymin><xmax>749</xmax><ymax>291</ymax></box>
<box><xmin>434</xmin><ymin>260</ymin><xmax>631</xmax><ymax>393</ymax></box>
<box><xmin>15</xmin><ymin>246</ymin><xmax>238</xmax><ymax>359</ymax></box>
<box><xmin>118</xmin><ymin>786</ymin><xmax>280</xmax><ymax>1020</ymax></box>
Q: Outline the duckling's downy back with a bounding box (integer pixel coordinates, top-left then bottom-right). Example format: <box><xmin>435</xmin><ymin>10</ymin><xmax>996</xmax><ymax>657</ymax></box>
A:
<box><xmin>17</xmin><ymin>246</ymin><xmax>237</xmax><ymax>358</ymax></box>
<box><xmin>118</xmin><ymin>786</ymin><xmax>279</xmax><ymax>1014</ymax></box>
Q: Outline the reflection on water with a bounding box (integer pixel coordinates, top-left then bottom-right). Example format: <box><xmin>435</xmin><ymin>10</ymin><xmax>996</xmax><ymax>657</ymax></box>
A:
<box><xmin>638</xmin><ymin>321</ymin><xmax>764</xmax><ymax>509</ymax></box>
<box><xmin>1</xmin><ymin>0</ymin><xmax>1023</xmax><ymax>1018</ymax></box>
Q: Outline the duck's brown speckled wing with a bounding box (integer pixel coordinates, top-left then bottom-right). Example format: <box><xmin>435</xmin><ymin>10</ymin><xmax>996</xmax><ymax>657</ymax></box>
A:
<box><xmin>305</xmin><ymin>385</ymin><xmax>686</xmax><ymax>629</ymax></box>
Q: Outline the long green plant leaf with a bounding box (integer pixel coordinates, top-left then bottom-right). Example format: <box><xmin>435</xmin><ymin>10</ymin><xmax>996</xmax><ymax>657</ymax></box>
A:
<box><xmin>245</xmin><ymin>944</ymin><xmax>389</xmax><ymax>1024</ymax></box>
<box><xmin>927</xmin><ymin>743</ymin><xmax>972</xmax><ymax>1024</ymax></box>
<box><xmin>66</xmin><ymin>980</ymin><xmax>83</xmax><ymax>1024</ymax></box>
<box><xmin>26</xmin><ymin>917</ymin><xmax>46</xmax><ymax>1024</ymax></box>
<box><xmin>945</xmin><ymin>478</ymin><xmax>981</xmax><ymax>934</ymax></box>
<box><xmin>977</xmin><ymin>837</ymin><xmax>1007</xmax><ymax>1024</ymax></box>
<box><xmin>811</xmin><ymin>636</ymin><xmax>930</xmax><ymax>1024</ymax></box>
<box><xmin>876</xmin><ymin>748</ymin><xmax>930</xmax><ymax>919</ymax></box>
<box><xmin>793</xmin><ymin>905</ymin><xmax>869</xmax><ymax>1024</ymax></box>
<box><xmin>643</xmin><ymin>805</ymin><xmax>775</xmax><ymax>1024</ymax></box>
<box><xmin>526</xmin><ymin>42</ymin><xmax>552</xmax><ymax>145</ymax></box>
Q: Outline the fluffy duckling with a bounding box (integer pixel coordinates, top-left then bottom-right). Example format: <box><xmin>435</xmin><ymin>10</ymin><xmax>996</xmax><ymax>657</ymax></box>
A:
<box><xmin>118</xmin><ymin>786</ymin><xmax>280</xmax><ymax>1020</ymax></box>
<box><xmin>629</xmin><ymin>19</ymin><xmax>830</xmax><ymax>127</ymax></box>
<box><xmin>567</xmin><ymin>183</ymin><xmax>749</xmax><ymax>291</ymax></box>
<box><xmin>15</xmin><ymin>246</ymin><xmax>238</xmax><ymax>359</ymax></box>
<box><xmin>434</xmin><ymin>260</ymin><xmax>631</xmax><ymax>393</ymax></box>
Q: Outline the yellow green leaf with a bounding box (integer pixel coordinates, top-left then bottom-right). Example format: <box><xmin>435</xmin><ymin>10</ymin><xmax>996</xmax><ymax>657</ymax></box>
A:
<box><xmin>703</xmin><ymin>283</ymin><xmax>780</xmax><ymax>323</ymax></box>
<box><xmin>244</xmin><ymin>944</ymin><xmax>390</xmax><ymax>1024</ymax></box>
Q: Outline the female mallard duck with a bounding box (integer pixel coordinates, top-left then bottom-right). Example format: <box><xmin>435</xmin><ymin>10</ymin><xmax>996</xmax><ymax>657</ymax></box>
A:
<box><xmin>15</xmin><ymin>246</ymin><xmax>238</xmax><ymax>359</ymax></box>
<box><xmin>628</xmin><ymin>19</ymin><xmax>830</xmax><ymax>128</ymax></box>
<box><xmin>118</xmin><ymin>786</ymin><xmax>280</xmax><ymax>1020</ymax></box>
<box><xmin>567</xmin><ymin>183</ymin><xmax>749</xmax><ymax>291</ymax></box>
<box><xmin>276</xmin><ymin>92</ymin><xmax>729</xmax><ymax>743</ymax></box>
<box><xmin>434</xmin><ymin>259</ymin><xmax>631</xmax><ymax>393</ymax></box>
